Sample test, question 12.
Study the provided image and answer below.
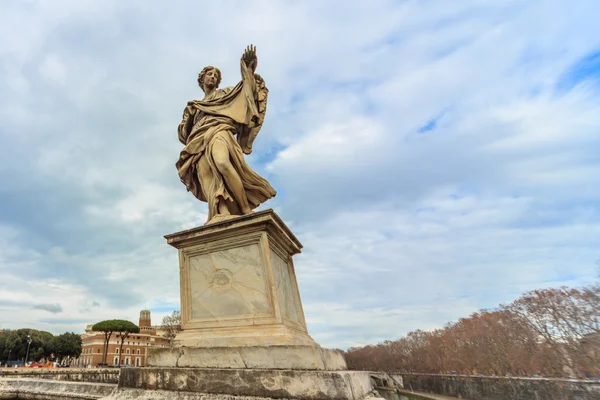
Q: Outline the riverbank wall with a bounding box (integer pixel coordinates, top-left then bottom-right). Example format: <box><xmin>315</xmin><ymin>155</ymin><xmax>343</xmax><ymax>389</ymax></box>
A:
<box><xmin>0</xmin><ymin>369</ymin><xmax>118</xmax><ymax>399</ymax></box>
<box><xmin>401</xmin><ymin>373</ymin><xmax>600</xmax><ymax>400</ymax></box>
<box><xmin>0</xmin><ymin>368</ymin><xmax>119</xmax><ymax>384</ymax></box>
<box><xmin>0</xmin><ymin>378</ymin><xmax>115</xmax><ymax>399</ymax></box>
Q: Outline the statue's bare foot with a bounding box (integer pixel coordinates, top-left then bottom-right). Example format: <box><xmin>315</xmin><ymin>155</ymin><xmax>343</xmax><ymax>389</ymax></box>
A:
<box><xmin>241</xmin><ymin>207</ymin><xmax>254</xmax><ymax>215</ymax></box>
<box><xmin>217</xmin><ymin>200</ymin><xmax>231</xmax><ymax>216</ymax></box>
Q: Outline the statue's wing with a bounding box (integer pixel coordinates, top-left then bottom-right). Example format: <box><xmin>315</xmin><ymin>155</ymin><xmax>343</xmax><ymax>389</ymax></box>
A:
<box><xmin>239</xmin><ymin>74</ymin><xmax>268</xmax><ymax>155</ymax></box>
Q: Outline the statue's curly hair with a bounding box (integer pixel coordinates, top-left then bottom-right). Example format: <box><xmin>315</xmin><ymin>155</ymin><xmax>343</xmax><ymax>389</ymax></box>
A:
<box><xmin>197</xmin><ymin>66</ymin><xmax>222</xmax><ymax>92</ymax></box>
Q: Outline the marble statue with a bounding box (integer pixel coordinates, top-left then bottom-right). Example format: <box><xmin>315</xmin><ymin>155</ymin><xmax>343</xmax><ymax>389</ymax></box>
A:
<box><xmin>176</xmin><ymin>45</ymin><xmax>276</xmax><ymax>224</ymax></box>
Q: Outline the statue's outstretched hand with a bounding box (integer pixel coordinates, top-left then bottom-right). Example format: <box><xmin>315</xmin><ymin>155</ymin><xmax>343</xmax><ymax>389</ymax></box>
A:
<box><xmin>242</xmin><ymin>44</ymin><xmax>258</xmax><ymax>72</ymax></box>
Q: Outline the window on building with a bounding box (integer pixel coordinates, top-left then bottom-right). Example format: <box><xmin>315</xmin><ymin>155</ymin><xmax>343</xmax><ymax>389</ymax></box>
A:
<box><xmin>116</xmin><ymin>348</ymin><xmax>119</xmax><ymax>354</ymax></box>
<box><xmin>114</xmin><ymin>357</ymin><xmax>119</xmax><ymax>365</ymax></box>
<box><xmin>126</xmin><ymin>348</ymin><xmax>130</xmax><ymax>354</ymax></box>
<box><xmin>136</xmin><ymin>358</ymin><xmax>141</xmax><ymax>367</ymax></box>
<box><xmin>125</xmin><ymin>357</ymin><xmax>130</xmax><ymax>365</ymax></box>
<box><xmin>136</xmin><ymin>349</ymin><xmax>140</xmax><ymax>355</ymax></box>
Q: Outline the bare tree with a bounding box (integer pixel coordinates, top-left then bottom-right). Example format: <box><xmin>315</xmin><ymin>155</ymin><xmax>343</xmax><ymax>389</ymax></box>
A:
<box><xmin>161</xmin><ymin>311</ymin><xmax>182</xmax><ymax>346</ymax></box>
<box><xmin>502</xmin><ymin>285</ymin><xmax>600</xmax><ymax>377</ymax></box>
<box><xmin>346</xmin><ymin>285</ymin><xmax>600</xmax><ymax>377</ymax></box>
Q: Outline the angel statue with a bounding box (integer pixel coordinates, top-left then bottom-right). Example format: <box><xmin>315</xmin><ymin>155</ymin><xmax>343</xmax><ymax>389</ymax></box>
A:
<box><xmin>176</xmin><ymin>45</ymin><xmax>276</xmax><ymax>224</ymax></box>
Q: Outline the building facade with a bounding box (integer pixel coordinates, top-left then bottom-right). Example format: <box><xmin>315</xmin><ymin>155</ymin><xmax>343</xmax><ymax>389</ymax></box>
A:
<box><xmin>77</xmin><ymin>310</ymin><xmax>169</xmax><ymax>367</ymax></box>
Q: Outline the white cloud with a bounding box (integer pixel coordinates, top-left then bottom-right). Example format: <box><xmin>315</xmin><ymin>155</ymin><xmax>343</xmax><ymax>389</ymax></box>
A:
<box><xmin>39</xmin><ymin>54</ymin><xmax>67</xmax><ymax>85</ymax></box>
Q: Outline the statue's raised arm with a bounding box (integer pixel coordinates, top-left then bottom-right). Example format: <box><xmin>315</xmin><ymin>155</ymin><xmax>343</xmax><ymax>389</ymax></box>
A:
<box><xmin>175</xmin><ymin>45</ymin><xmax>275</xmax><ymax>225</ymax></box>
<box><xmin>238</xmin><ymin>45</ymin><xmax>268</xmax><ymax>155</ymax></box>
<box><xmin>242</xmin><ymin>44</ymin><xmax>258</xmax><ymax>73</ymax></box>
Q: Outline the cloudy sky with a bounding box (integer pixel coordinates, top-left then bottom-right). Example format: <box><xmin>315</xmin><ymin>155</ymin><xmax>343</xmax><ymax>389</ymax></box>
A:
<box><xmin>0</xmin><ymin>0</ymin><xmax>599</xmax><ymax>349</ymax></box>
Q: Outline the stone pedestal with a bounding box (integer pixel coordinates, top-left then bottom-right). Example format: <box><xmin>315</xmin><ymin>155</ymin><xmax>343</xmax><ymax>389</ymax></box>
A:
<box><xmin>105</xmin><ymin>210</ymin><xmax>384</xmax><ymax>400</ymax></box>
<box><xmin>165</xmin><ymin>209</ymin><xmax>315</xmax><ymax>348</ymax></box>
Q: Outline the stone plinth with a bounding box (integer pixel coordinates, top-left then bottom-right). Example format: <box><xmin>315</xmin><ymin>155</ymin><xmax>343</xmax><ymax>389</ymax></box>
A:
<box><xmin>118</xmin><ymin>210</ymin><xmax>380</xmax><ymax>400</ymax></box>
<box><xmin>148</xmin><ymin>345</ymin><xmax>347</xmax><ymax>371</ymax></box>
<box><xmin>110</xmin><ymin>368</ymin><xmax>374</xmax><ymax>400</ymax></box>
<box><xmin>164</xmin><ymin>209</ymin><xmax>314</xmax><ymax>348</ymax></box>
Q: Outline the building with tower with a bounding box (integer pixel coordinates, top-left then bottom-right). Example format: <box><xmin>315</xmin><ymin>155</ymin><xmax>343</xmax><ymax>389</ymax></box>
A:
<box><xmin>76</xmin><ymin>310</ymin><xmax>170</xmax><ymax>367</ymax></box>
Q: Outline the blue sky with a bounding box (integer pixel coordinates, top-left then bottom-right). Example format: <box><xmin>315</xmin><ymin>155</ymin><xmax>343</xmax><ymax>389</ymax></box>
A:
<box><xmin>0</xmin><ymin>0</ymin><xmax>599</xmax><ymax>349</ymax></box>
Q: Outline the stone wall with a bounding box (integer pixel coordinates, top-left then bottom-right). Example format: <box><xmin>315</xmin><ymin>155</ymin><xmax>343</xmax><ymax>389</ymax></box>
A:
<box><xmin>401</xmin><ymin>373</ymin><xmax>600</xmax><ymax>400</ymax></box>
<box><xmin>0</xmin><ymin>378</ymin><xmax>116</xmax><ymax>399</ymax></box>
<box><xmin>0</xmin><ymin>368</ymin><xmax>120</xmax><ymax>384</ymax></box>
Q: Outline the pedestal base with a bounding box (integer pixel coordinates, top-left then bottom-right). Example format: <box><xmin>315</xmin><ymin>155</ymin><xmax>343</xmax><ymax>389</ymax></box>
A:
<box><xmin>123</xmin><ymin>211</ymin><xmax>381</xmax><ymax>400</ymax></box>
<box><xmin>174</xmin><ymin>324</ymin><xmax>315</xmax><ymax>348</ymax></box>
<box><xmin>105</xmin><ymin>368</ymin><xmax>376</xmax><ymax>400</ymax></box>
<box><xmin>148</xmin><ymin>345</ymin><xmax>347</xmax><ymax>371</ymax></box>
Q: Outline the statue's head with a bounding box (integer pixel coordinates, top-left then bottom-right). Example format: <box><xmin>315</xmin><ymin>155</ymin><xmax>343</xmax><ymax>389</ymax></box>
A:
<box><xmin>198</xmin><ymin>66</ymin><xmax>222</xmax><ymax>93</ymax></box>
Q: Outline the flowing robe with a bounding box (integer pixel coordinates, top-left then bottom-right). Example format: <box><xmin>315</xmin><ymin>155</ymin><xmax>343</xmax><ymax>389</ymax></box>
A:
<box><xmin>176</xmin><ymin>61</ymin><xmax>275</xmax><ymax>221</ymax></box>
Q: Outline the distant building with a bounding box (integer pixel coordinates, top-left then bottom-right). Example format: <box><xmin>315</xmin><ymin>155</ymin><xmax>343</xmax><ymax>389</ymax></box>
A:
<box><xmin>76</xmin><ymin>310</ymin><xmax>169</xmax><ymax>367</ymax></box>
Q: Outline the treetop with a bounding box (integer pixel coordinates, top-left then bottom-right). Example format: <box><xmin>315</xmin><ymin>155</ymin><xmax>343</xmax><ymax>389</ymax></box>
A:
<box><xmin>92</xmin><ymin>319</ymin><xmax>140</xmax><ymax>333</ymax></box>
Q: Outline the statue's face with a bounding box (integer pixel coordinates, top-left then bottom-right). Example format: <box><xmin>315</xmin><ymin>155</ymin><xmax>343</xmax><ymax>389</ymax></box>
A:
<box><xmin>203</xmin><ymin>69</ymin><xmax>219</xmax><ymax>90</ymax></box>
